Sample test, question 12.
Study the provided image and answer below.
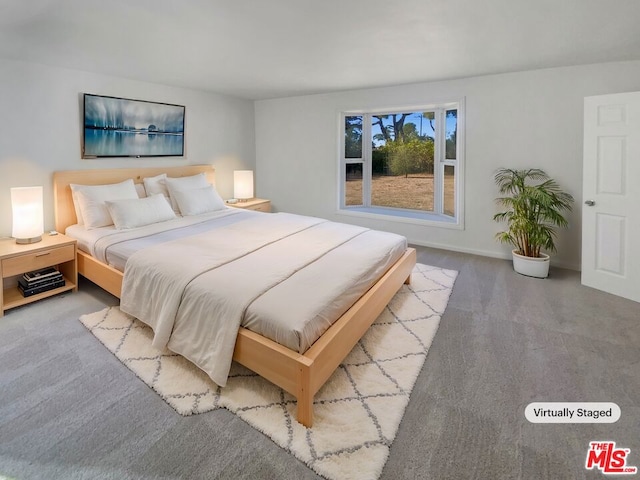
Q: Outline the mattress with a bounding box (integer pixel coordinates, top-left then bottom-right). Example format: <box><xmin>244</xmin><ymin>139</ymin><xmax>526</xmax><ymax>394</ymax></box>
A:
<box><xmin>66</xmin><ymin>210</ymin><xmax>407</xmax><ymax>359</ymax></box>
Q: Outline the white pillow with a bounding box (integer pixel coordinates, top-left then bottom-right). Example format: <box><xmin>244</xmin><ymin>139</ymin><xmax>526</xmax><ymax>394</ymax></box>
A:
<box><xmin>70</xmin><ymin>190</ymin><xmax>85</xmax><ymax>225</ymax></box>
<box><xmin>165</xmin><ymin>173</ymin><xmax>210</xmax><ymax>213</ymax></box>
<box><xmin>105</xmin><ymin>194</ymin><xmax>176</xmax><ymax>230</ymax></box>
<box><xmin>70</xmin><ymin>179</ymin><xmax>139</xmax><ymax>228</ymax></box>
<box><xmin>173</xmin><ymin>185</ymin><xmax>226</xmax><ymax>216</ymax></box>
<box><xmin>143</xmin><ymin>173</ymin><xmax>168</xmax><ymax>198</ymax></box>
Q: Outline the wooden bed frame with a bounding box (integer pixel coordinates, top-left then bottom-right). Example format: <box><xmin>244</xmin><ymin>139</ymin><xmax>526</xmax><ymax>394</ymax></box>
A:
<box><xmin>53</xmin><ymin>165</ymin><xmax>416</xmax><ymax>427</ymax></box>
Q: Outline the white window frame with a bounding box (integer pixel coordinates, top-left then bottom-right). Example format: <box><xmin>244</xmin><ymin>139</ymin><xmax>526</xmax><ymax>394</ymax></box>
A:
<box><xmin>338</xmin><ymin>99</ymin><xmax>465</xmax><ymax>229</ymax></box>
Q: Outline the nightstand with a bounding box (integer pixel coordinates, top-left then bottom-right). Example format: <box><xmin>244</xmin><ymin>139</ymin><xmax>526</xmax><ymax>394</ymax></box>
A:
<box><xmin>0</xmin><ymin>233</ymin><xmax>78</xmax><ymax>316</ymax></box>
<box><xmin>227</xmin><ymin>198</ymin><xmax>271</xmax><ymax>212</ymax></box>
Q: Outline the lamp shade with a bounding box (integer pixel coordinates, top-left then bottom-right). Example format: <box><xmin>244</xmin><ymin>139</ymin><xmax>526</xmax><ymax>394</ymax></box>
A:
<box><xmin>234</xmin><ymin>170</ymin><xmax>254</xmax><ymax>200</ymax></box>
<box><xmin>11</xmin><ymin>186</ymin><xmax>44</xmax><ymax>244</ymax></box>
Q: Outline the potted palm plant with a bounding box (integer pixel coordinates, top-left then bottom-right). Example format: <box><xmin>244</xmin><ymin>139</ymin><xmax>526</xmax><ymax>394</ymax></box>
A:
<box><xmin>493</xmin><ymin>168</ymin><xmax>574</xmax><ymax>278</ymax></box>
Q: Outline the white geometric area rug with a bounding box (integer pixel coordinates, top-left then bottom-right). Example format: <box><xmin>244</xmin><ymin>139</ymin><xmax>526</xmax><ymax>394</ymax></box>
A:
<box><xmin>79</xmin><ymin>264</ymin><xmax>457</xmax><ymax>480</ymax></box>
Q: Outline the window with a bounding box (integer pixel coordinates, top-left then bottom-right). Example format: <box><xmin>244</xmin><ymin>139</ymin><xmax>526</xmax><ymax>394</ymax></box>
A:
<box><xmin>339</xmin><ymin>100</ymin><xmax>464</xmax><ymax>227</ymax></box>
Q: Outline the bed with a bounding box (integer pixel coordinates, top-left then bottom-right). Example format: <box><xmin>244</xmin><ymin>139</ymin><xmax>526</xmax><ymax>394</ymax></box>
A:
<box><xmin>53</xmin><ymin>165</ymin><xmax>416</xmax><ymax>427</ymax></box>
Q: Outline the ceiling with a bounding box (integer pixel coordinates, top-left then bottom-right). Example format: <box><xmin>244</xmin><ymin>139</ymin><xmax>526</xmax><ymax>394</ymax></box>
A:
<box><xmin>1</xmin><ymin>0</ymin><xmax>639</xmax><ymax>100</ymax></box>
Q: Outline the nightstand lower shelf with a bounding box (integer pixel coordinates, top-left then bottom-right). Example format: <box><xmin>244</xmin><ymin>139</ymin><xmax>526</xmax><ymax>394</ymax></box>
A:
<box><xmin>3</xmin><ymin>276</ymin><xmax>77</xmax><ymax>311</ymax></box>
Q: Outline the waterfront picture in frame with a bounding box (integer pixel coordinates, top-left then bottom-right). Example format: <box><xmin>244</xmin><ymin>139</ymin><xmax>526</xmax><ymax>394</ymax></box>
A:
<box><xmin>83</xmin><ymin>93</ymin><xmax>185</xmax><ymax>158</ymax></box>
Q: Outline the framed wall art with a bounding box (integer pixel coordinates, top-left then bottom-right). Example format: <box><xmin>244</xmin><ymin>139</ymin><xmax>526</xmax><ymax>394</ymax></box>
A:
<box><xmin>82</xmin><ymin>93</ymin><xmax>185</xmax><ymax>158</ymax></box>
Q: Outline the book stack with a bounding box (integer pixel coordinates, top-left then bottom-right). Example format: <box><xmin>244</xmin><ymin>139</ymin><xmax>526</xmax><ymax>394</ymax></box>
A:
<box><xmin>18</xmin><ymin>267</ymin><xmax>65</xmax><ymax>297</ymax></box>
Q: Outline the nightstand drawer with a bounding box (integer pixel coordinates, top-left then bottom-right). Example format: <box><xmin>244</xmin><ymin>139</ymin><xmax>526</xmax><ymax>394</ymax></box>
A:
<box><xmin>2</xmin><ymin>244</ymin><xmax>75</xmax><ymax>277</ymax></box>
<box><xmin>251</xmin><ymin>203</ymin><xmax>271</xmax><ymax>212</ymax></box>
<box><xmin>228</xmin><ymin>198</ymin><xmax>271</xmax><ymax>212</ymax></box>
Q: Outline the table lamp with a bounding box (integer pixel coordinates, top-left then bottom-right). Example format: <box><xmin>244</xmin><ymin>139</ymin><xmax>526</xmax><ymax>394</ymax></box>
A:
<box><xmin>234</xmin><ymin>170</ymin><xmax>254</xmax><ymax>202</ymax></box>
<box><xmin>11</xmin><ymin>186</ymin><xmax>44</xmax><ymax>244</ymax></box>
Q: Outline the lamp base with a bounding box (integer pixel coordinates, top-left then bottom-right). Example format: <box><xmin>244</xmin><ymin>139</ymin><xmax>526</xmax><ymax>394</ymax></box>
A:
<box><xmin>16</xmin><ymin>235</ymin><xmax>42</xmax><ymax>245</ymax></box>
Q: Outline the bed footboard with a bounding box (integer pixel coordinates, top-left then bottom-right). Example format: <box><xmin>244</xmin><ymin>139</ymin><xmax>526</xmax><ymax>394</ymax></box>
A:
<box><xmin>232</xmin><ymin>247</ymin><xmax>416</xmax><ymax>427</ymax></box>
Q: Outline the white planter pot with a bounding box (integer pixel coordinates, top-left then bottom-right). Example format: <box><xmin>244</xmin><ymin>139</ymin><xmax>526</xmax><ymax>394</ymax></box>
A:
<box><xmin>512</xmin><ymin>250</ymin><xmax>550</xmax><ymax>278</ymax></box>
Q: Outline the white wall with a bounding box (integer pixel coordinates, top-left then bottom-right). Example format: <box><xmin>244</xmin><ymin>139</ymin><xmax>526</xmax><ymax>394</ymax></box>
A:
<box><xmin>0</xmin><ymin>58</ymin><xmax>255</xmax><ymax>236</ymax></box>
<box><xmin>255</xmin><ymin>60</ymin><xmax>640</xmax><ymax>270</ymax></box>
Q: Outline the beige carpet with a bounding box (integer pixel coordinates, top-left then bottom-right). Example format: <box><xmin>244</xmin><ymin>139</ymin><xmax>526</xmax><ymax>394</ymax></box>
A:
<box><xmin>79</xmin><ymin>263</ymin><xmax>457</xmax><ymax>480</ymax></box>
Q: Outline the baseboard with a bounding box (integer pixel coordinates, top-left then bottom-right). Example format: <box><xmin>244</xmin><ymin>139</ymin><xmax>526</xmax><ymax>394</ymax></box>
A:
<box><xmin>407</xmin><ymin>237</ymin><xmax>581</xmax><ymax>272</ymax></box>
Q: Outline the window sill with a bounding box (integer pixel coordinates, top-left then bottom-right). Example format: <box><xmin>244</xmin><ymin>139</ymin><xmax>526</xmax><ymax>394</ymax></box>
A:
<box><xmin>336</xmin><ymin>206</ymin><xmax>463</xmax><ymax>229</ymax></box>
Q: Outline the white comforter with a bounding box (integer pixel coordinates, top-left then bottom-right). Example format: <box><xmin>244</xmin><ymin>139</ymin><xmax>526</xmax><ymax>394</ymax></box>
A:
<box><xmin>120</xmin><ymin>212</ymin><xmax>377</xmax><ymax>387</ymax></box>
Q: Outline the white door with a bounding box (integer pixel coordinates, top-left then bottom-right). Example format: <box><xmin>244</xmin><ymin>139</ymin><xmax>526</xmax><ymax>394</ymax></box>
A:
<box><xmin>582</xmin><ymin>92</ymin><xmax>640</xmax><ymax>303</ymax></box>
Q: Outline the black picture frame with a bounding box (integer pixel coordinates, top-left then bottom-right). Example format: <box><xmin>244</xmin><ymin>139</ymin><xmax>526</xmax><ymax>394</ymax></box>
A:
<box><xmin>82</xmin><ymin>93</ymin><xmax>185</xmax><ymax>158</ymax></box>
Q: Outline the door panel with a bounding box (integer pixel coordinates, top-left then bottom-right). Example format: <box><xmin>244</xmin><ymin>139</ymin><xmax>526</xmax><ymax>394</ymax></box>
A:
<box><xmin>582</xmin><ymin>92</ymin><xmax>640</xmax><ymax>303</ymax></box>
<box><xmin>595</xmin><ymin>214</ymin><xmax>625</xmax><ymax>275</ymax></box>
<box><xmin>597</xmin><ymin>136</ymin><xmax>625</xmax><ymax>194</ymax></box>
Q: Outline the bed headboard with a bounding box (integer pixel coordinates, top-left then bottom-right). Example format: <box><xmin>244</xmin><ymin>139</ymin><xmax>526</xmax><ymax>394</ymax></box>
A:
<box><xmin>53</xmin><ymin>165</ymin><xmax>216</xmax><ymax>233</ymax></box>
